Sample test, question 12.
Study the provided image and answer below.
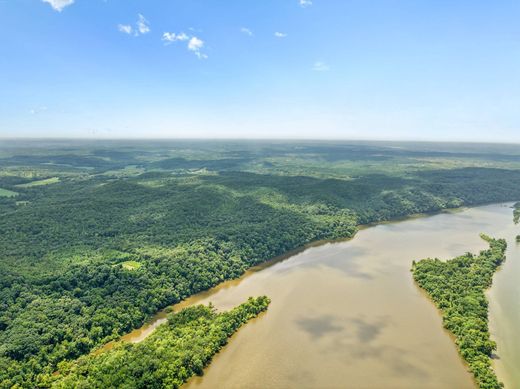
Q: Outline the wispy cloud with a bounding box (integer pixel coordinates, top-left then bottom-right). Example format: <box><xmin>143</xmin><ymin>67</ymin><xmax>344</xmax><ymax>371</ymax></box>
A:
<box><xmin>42</xmin><ymin>0</ymin><xmax>74</xmax><ymax>12</ymax></box>
<box><xmin>118</xmin><ymin>14</ymin><xmax>150</xmax><ymax>37</ymax></box>
<box><xmin>313</xmin><ymin>61</ymin><xmax>330</xmax><ymax>71</ymax></box>
<box><xmin>118</xmin><ymin>24</ymin><xmax>133</xmax><ymax>35</ymax></box>
<box><xmin>163</xmin><ymin>32</ymin><xmax>207</xmax><ymax>59</ymax></box>
<box><xmin>162</xmin><ymin>32</ymin><xmax>190</xmax><ymax>43</ymax></box>
<box><xmin>299</xmin><ymin>0</ymin><xmax>312</xmax><ymax>7</ymax></box>
<box><xmin>137</xmin><ymin>14</ymin><xmax>150</xmax><ymax>35</ymax></box>
<box><xmin>29</xmin><ymin>106</ymin><xmax>48</xmax><ymax>115</ymax></box>
<box><xmin>274</xmin><ymin>32</ymin><xmax>288</xmax><ymax>38</ymax></box>
<box><xmin>240</xmin><ymin>27</ymin><xmax>253</xmax><ymax>36</ymax></box>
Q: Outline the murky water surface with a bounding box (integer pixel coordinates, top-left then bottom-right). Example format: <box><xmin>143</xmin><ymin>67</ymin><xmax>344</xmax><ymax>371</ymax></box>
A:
<box><xmin>119</xmin><ymin>203</ymin><xmax>520</xmax><ymax>388</ymax></box>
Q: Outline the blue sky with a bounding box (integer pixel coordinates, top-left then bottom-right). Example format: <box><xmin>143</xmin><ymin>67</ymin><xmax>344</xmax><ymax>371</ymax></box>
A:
<box><xmin>1</xmin><ymin>0</ymin><xmax>519</xmax><ymax>141</ymax></box>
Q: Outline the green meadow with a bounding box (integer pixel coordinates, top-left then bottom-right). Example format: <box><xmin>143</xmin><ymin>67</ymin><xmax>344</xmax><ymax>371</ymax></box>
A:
<box><xmin>15</xmin><ymin>177</ymin><xmax>60</xmax><ymax>188</ymax></box>
<box><xmin>0</xmin><ymin>188</ymin><xmax>17</xmax><ymax>197</ymax></box>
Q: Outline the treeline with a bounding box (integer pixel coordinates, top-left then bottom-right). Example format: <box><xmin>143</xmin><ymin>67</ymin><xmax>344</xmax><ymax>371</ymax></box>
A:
<box><xmin>412</xmin><ymin>235</ymin><xmax>506</xmax><ymax>389</ymax></box>
<box><xmin>45</xmin><ymin>296</ymin><xmax>270</xmax><ymax>388</ymax></box>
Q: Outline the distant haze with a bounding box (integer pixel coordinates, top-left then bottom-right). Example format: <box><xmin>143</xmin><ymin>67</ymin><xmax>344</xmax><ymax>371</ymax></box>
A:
<box><xmin>0</xmin><ymin>1</ymin><xmax>519</xmax><ymax>141</ymax></box>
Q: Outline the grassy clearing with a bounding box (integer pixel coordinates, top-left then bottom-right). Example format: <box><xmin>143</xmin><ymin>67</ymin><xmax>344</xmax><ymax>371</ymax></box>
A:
<box><xmin>0</xmin><ymin>188</ymin><xmax>18</xmax><ymax>197</ymax></box>
<box><xmin>119</xmin><ymin>261</ymin><xmax>142</xmax><ymax>270</ymax></box>
<box><xmin>16</xmin><ymin>177</ymin><xmax>60</xmax><ymax>188</ymax></box>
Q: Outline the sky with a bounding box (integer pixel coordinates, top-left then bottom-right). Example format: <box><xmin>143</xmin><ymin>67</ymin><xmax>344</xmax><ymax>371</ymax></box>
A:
<box><xmin>0</xmin><ymin>0</ymin><xmax>519</xmax><ymax>141</ymax></box>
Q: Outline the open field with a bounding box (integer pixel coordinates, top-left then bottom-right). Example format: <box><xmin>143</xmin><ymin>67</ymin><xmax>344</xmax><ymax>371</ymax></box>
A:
<box><xmin>0</xmin><ymin>188</ymin><xmax>17</xmax><ymax>197</ymax></box>
<box><xmin>15</xmin><ymin>177</ymin><xmax>60</xmax><ymax>188</ymax></box>
<box><xmin>119</xmin><ymin>261</ymin><xmax>142</xmax><ymax>271</ymax></box>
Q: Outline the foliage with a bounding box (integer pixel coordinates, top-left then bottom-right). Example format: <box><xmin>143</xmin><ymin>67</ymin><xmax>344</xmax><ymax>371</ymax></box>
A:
<box><xmin>513</xmin><ymin>202</ymin><xmax>520</xmax><ymax>224</ymax></box>
<box><xmin>412</xmin><ymin>235</ymin><xmax>507</xmax><ymax>389</ymax></box>
<box><xmin>45</xmin><ymin>296</ymin><xmax>270</xmax><ymax>388</ymax></box>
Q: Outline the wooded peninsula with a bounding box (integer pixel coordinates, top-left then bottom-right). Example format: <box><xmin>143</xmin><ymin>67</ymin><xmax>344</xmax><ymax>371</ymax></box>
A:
<box><xmin>412</xmin><ymin>235</ymin><xmax>506</xmax><ymax>389</ymax></box>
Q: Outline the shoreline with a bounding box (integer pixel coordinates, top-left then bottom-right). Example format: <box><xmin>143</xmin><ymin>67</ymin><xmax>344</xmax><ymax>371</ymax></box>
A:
<box><xmin>95</xmin><ymin>202</ymin><xmax>512</xmax><ymax>350</ymax></box>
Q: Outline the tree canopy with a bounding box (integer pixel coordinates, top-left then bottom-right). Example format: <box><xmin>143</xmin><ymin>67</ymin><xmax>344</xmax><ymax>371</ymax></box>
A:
<box><xmin>412</xmin><ymin>235</ymin><xmax>507</xmax><ymax>389</ymax></box>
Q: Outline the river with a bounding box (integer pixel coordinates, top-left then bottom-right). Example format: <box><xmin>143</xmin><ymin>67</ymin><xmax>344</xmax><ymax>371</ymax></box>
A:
<box><xmin>114</xmin><ymin>203</ymin><xmax>520</xmax><ymax>388</ymax></box>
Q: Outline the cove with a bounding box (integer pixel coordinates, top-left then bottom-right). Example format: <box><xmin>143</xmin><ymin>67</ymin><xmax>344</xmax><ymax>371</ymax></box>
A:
<box><xmin>107</xmin><ymin>203</ymin><xmax>520</xmax><ymax>388</ymax></box>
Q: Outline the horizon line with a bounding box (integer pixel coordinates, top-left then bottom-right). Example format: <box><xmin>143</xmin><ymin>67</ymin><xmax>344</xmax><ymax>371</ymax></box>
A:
<box><xmin>1</xmin><ymin>136</ymin><xmax>520</xmax><ymax>146</ymax></box>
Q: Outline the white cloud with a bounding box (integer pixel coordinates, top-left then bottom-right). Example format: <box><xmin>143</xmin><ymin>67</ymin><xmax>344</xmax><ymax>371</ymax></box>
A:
<box><xmin>313</xmin><ymin>61</ymin><xmax>330</xmax><ymax>71</ymax></box>
<box><xmin>299</xmin><ymin>0</ymin><xmax>312</xmax><ymax>7</ymax></box>
<box><xmin>240</xmin><ymin>27</ymin><xmax>253</xmax><ymax>36</ymax></box>
<box><xmin>42</xmin><ymin>0</ymin><xmax>74</xmax><ymax>12</ymax></box>
<box><xmin>188</xmin><ymin>36</ymin><xmax>207</xmax><ymax>59</ymax></box>
<box><xmin>274</xmin><ymin>32</ymin><xmax>287</xmax><ymax>38</ymax></box>
<box><xmin>188</xmin><ymin>37</ymin><xmax>204</xmax><ymax>51</ymax></box>
<box><xmin>118</xmin><ymin>24</ymin><xmax>133</xmax><ymax>35</ymax></box>
<box><xmin>118</xmin><ymin>14</ymin><xmax>150</xmax><ymax>37</ymax></box>
<box><xmin>162</xmin><ymin>32</ymin><xmax>189</xmax><ymax>43</ymax></box>
<box><xmin>137</xmin><ymin>14</ymin><xmax>150</xmax><ymax>35</ymax></box>
<box><xmin>163</xmin><ymin>32</ymin><xmax>207</xmax><ymax>59</ymax></box>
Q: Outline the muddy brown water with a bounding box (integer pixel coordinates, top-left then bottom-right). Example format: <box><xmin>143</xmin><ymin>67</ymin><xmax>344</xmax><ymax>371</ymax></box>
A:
<box><xmin>104</xmin><ymin>203</ymin><xmax>520</xmax><ymax>388</ymax></box>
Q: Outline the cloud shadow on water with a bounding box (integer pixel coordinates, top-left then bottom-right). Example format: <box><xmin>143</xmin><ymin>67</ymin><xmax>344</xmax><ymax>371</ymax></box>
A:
<box><xmin>295</xmin><ymin>313</ymin><xmax>431</xmax><ymax>380</ymax></box>
<box><xmin>295</xmin><ymin>315</ymin><xmax>344</xmax><ymax>339</ymax></box>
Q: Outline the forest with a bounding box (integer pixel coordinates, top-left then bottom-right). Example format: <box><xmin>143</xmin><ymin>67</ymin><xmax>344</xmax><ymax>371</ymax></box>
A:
<box><xmin>412</xmin><ymin>235</ymin><xmax>507</xmax><ymax>389</ymax></box>
<box><xmin>2</xmin><ymin>140</ymin><xmax>520</xmax><ymax>387</ymax></box>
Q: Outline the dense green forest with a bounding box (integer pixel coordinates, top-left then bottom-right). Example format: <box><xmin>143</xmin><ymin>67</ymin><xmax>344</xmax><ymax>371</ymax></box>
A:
<box><xmin>412</xmin><ymin>235</ymin><xmax>506</xmax><ymax>389</ymax></box>
<box><xmin>2</xmin><ymin>140</ymin><xmax>520</xmax><ymax>386</ymax></box>
<box><xmin>43</xmin><ymin>296</ymin><xmax>269</xmax><ymax>388</ymax></box>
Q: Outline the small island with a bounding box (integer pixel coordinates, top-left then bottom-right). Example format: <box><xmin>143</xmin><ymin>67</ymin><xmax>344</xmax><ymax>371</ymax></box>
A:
<box><xmin>513</xmin><ymin>202</ymin><xmax>520</xmax><ymax>224</ymax></box>
<box><xmin>412</xmin><ymin>235</ymin><xmax>506</xmax><ymax>389</ymax></box>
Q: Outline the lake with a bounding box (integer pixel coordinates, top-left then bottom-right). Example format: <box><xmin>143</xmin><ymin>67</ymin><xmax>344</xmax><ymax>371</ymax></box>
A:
<box><xmin>122</xmin><ymin>203</ymin><xmax>520</xmax><ymax>388</ymax></box>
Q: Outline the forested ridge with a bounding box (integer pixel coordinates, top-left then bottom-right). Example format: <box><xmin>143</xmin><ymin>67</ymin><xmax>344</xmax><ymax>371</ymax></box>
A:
<box><xmin>412</xmin><ymin>236</ymin><xmax>506</xmax><ymax>389</ymax></box>
<box><xmin>2</xmin><ymin>140</ymin><xmax>520</xmax><ymax>387</ymax></box>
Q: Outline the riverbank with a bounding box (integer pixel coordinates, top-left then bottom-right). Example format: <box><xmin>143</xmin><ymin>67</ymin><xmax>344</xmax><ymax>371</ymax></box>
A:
<box><xmin>96</xmin><ymin>205</ymin><xmax>477</xmax><ymax>352</ymax></box>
